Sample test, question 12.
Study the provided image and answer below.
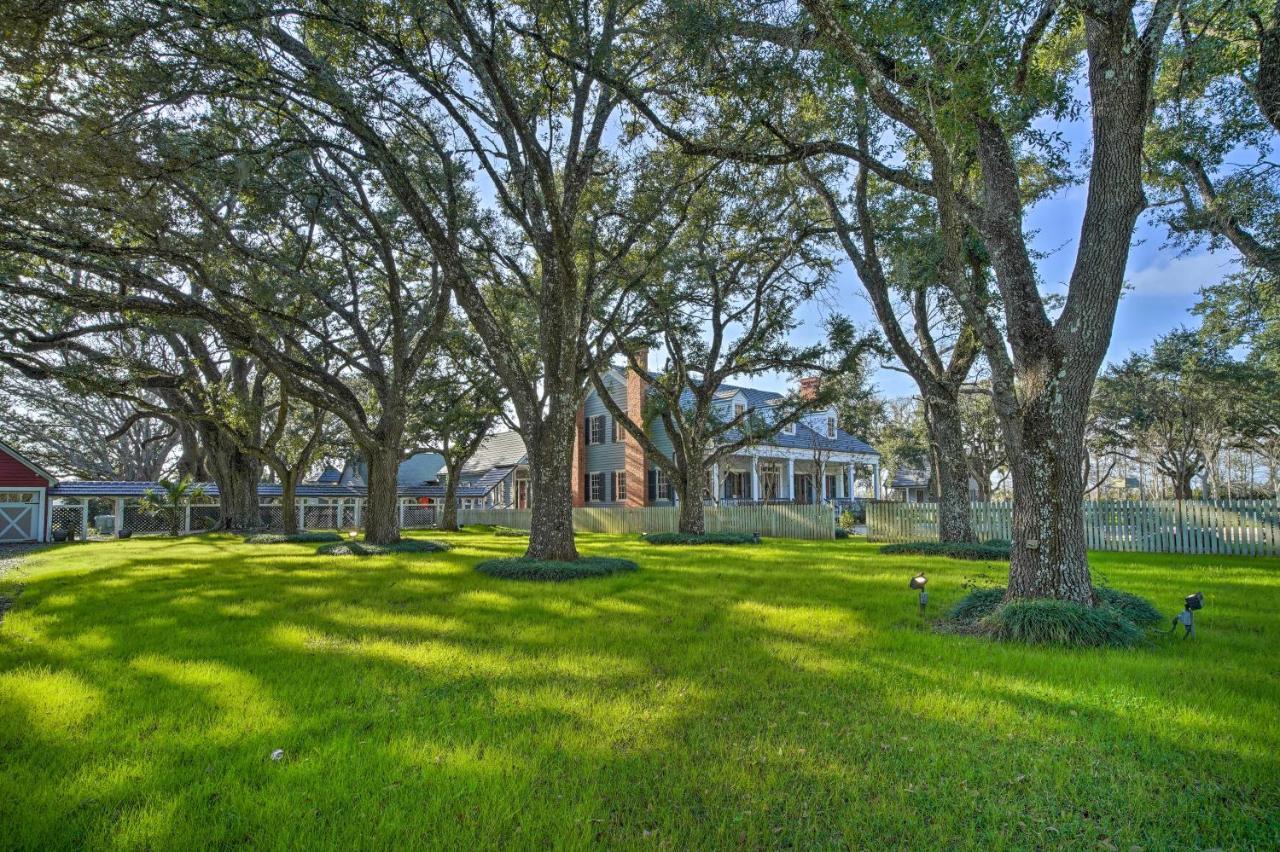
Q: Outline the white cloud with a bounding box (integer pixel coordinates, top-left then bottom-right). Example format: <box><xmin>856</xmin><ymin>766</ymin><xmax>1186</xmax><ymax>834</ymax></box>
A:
<box><xmin>1125</xmin><ymin>252</ymin><xmax>1239</xmax><ymax>296</ymax></box>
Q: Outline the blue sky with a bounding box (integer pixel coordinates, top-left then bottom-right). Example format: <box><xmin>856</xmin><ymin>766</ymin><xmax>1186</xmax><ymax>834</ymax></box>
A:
<box><xmin>798</xmin><ymin>199</ymin><xmax>1241</xmax><ymax>400</ymax></box>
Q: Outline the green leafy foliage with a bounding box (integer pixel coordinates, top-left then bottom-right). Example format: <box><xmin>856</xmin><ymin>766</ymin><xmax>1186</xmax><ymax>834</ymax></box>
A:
<box><xmin>475</xmin><ymin>556</ymin><xmax>638</xmax><ymax>581</ymax></box>
<box><xmin>641</xmin><ymin>531</ymin><xmax>760</xmax><ymax>545</ymax></box>
<box><xmin>1094</xmin><ymin>586</ymin><xmax>1164</xmax><ymax>628</ymax></box>
<box><xmin>947</xmin><ymin>587</ymin><xmax>1006</xmax><ymax>622</ymax></box>
<box><xmin>880</xmin><ymin>540</ymin><xmax>1010</xmax><ymax>560</ymax></box>
<box><xmin>243</xmin><ymin>532</ymin><xmax>343</xmax><ymax>544</ymax></box>
<box><xmin>834</xmin><ymin>527</ymin><xmax>850</xmax><ymax>539</ymax></box>
<box><xmin>318</xmin><ymin>540</ymin><xmax>450</xmax><ymax>556</ymax></box>
<box><xmin>981</xmin><ymin>600</ymin><xmax>1144</xmax><ymax>648</ymax></box>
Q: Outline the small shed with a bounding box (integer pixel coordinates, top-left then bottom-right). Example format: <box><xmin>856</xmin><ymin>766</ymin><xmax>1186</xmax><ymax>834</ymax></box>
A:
<box><xmin>0</xmin><ymin>440</ymin><xmax>56</xmax><ymax>543</ymax></box>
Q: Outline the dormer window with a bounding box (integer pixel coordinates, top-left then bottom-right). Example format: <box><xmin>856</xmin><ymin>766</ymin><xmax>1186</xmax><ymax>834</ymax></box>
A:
<box><xmin>783</xmin><ymin>422</ymin><xmax>796</xmax><ymax>436</ymax></box>
<box><xmin>826</xmin><ymin>416</ymin><xmax>836</xmax><ymax>438</ymax></box>
<box><xmin>734</xmin><ymin>402</ymin><xmax>746</xmax><ymax>418</ymax></box>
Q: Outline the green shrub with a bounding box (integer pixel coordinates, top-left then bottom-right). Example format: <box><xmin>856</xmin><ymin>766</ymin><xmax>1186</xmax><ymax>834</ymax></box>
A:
<box><xmin>834</xmin><ymin>527</ymin><xmax>850</xmax><ymax>539</ymax></box>
<box><xmin>475</xmin><ymin>556</ymin><xmax>638</xmax><ymax>581</ymax></box>
<box><xmin>641</xmin><ymin>531</ymin><xmax>760</xmax><ymax>546</ymax></box>
<box><xmin>948</xmin><ymin>587</ymin><xmax>1007</xmax><ymax>621</ymax></box>
<box><xmin>880</xmin><ymin>540</ymin><xmax>1010</xmax><ymax>560</ymax></box>
<box><xmin>493</xmin><ymin>526</ymin><xmax>530</xmax><ymax>537</ymax></box>
<box><xmin>1094</xmin><ymin>586</ymin><xmax>1163</xmax><ymax>628</ymax></box>
<box><xmin>245</xmin><ymin>531</ymin><xmax>344</xmax><ymax>544</ymax></box>
<box><xmin>317</xmin><ymin>539</ymin><xmax>450</xmax><ymax>556</ymax></box>
<box><xmin>981</xmin><ymin>599</ymin><xmax>1144</xmax><ymax>648</ymax></box>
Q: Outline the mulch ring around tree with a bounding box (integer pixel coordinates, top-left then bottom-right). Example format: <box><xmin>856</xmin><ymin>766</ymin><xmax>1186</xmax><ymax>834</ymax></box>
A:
<box><xmin>475</xmin><ymin>556</ymin><xmax>638</xmax><ymax>581</ymax></box>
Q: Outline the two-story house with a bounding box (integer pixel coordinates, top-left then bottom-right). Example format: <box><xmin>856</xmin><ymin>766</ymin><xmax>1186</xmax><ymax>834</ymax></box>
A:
<box><xmin>571</xmin><ymin>356</ymin><xmax>881</xmax><ymax>507</ymax></box>
<box><xmin>332</xmin><ymin>356</ymin><xmax>882</xmax><ymax>512</ymax></box>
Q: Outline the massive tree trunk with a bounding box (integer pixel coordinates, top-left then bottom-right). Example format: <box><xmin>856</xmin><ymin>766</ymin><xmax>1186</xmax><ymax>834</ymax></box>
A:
<box><xmin>523</xmin><ymin>412</ymin><xmax>578</xmax><ymax>562</ymax></box>
<box><xmin>204</xmin><ymin>432</ymin><xmax>261</xmax><ymax>530</ymax></box>
<box><xmin>923</xmin><ymin>391</ymin><xmax>976</xmax><ymax>543</ymax></box>
<box><xmin>440</xmin><ymin>459</ymin><xmax>461</xmax><ymax>532</ymax></box>
<box><xmin>280</xmin><ymin>473</ymin><xmax>300</xmax><ymax>536</ymax></box>
<box><xmin>677</xmin><ymin>475</ymin><xmax>706</xmax><ymax>534</ymax></box>
<box><xmin>1003</xmin><ymin>383</ymin><xmax>1093</xmax><ymax>605</ymax></box>
<box><xmin>362</xmin><ymin>443</ymin><xmax>402</xmax><ymax>545</ymax></box>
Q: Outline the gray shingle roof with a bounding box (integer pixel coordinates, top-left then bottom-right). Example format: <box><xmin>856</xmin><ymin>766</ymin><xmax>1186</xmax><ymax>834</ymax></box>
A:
<box><xmin>462</xmin><ymin>431</ymin><xmax>527</xmax><ymax>472</ymax></box>
<box><xmin>890</xmin><ymin>469</ymin><xmax>930</xmax><ymax>488</ymax></box>
<box><xmin>668</xmin><ymin>381</ymin><xmax>879</xmax><ymax>456</ymax></box>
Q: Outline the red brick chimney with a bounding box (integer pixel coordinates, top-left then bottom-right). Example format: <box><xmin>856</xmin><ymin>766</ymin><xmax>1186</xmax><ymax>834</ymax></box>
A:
<box><xmin>799</xmin><ymin>376</ymin><xmax>821</xmax><ymax>400</ymax></box>
<box><xmin>571</xmin><ymin>401</ymin><xmax>586</xmax><ymax>507</ymax></box>
<box><xmin>622</xmin><ymin>349</ymin><xmax>648</xmax><ymax>507</ymax></box>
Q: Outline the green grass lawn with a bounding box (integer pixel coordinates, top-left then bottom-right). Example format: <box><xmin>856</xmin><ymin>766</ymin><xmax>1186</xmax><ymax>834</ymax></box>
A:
<box><xmin>1</xmin><ymin>532</ymin><xmax>1277</xmax><ymax>849</ymax></box>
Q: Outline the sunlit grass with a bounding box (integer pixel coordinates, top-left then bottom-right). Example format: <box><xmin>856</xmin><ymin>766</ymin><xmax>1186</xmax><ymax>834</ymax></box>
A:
<box><xmin>1</xmin><ymin>531</ymin><xmax>1277</xmax><ymax>848</ymax></box>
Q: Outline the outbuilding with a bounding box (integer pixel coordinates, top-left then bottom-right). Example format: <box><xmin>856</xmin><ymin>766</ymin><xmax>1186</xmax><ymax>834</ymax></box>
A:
<box><xmin>0</xmin><ymin>440</ymin><xmax>56</xmax><ymax>543</ymax></box>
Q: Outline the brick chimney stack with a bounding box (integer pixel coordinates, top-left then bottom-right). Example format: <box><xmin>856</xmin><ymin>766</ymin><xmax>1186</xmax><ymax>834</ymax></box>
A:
<box><xmin>799</xmin><ymin>376</ymin><xmax>821</xmax><ymax>400</ymax></box>
<box><xmin>622</xmin><ymin>348</ymin><xmax>648</xmax><ymax>507</ymax></box>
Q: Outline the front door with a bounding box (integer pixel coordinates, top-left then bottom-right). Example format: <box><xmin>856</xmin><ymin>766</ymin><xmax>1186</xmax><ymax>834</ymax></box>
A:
<box><xmin>792</xmin><ymin>474</ymin><xmax>814</xmax><ymax>505</ymax></box>
<box><xmin>0</xmin><ymin>490</ymin><xmax>41</xmax><ymax>542</ymax></box>
<box><xmin>516</xmin><ymin>479</ymin><xmax>529</xmax><ymax>509</ymax></box>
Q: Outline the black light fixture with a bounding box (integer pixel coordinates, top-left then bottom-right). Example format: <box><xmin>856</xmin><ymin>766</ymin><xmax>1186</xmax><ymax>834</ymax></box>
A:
<box><xmin>909</xmin><ymin>573</ymin><xmax>928</xmax><ymax>612</ymax></box>
<box><xmin>1172</xmin><ymin>592</ymin><xmax>1204</xmax><ymax>638</ymax></box>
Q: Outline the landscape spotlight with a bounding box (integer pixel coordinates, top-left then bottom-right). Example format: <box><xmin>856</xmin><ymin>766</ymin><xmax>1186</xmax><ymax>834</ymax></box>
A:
<box><xmin>348</xmin><ymin>529</ymin><xmax>359</xmax><ymax>540</ymax></box>
<box><xmin>1172</xmin><ymin>592</ymin><xmax>1204</xmax><ymax>639</ymax></box>
<box><xmin>909</xmin><ymin>573</ymin><xmax>928</xmax><ymax>611</ymax></box>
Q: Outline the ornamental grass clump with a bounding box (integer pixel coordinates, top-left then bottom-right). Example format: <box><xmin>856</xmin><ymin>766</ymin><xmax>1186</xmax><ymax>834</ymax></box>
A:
<box><xmin>1094</xmin><ymin>586</ymin><xmax>1164</xmax><ymax>628</ymax></box>
<box><xmin>946</xmin><ymin>584</ymin><xmax>1161</xmax><ymax>648</ymax></box>
<box><xmin>980</xmin><ymin>598</ymin><xmax>1145</xmax><ymax>648</ymax></box>
<box><xmin>880</xmin><ymin>540</ymin><xmax>1010</xmax><ymax>560</ymax></box>
<box><xmin>475</xmin><ymin>556</ymin><xmax>637</xmax><ymax>581</ymax></box>
<box><xmin>245</xmin><ymin>532</ymin><xmax>345</xmax><ymax>544</ymax></box>
<box><xmin>317</xmin><ymin>539</ymin><xmax>450</xmax><ymax>556</ymax></box>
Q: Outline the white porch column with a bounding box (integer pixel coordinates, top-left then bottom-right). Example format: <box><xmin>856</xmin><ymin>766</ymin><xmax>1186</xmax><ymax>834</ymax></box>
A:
<box><xmin>80</xmin><ymin>497</ymin><xmax>90</xmax><ymax>540</ymax></box>
<box><xmin>183</xmin><ymin>503</ymin><xmax>192</xmax><ymax>534</ymax></box>
<box><xmin>847</xmin><ymin>463</ymin><xmax>856</xmax><ymax>500</ymax></box>
<box><xmin>297</xmin><ymin>498</ymin><xmax>306</xmax><ymax>530</ymax></box>
<box><xmin>820</xmin><ymin>469</ymin><xmax>829</xmax><ymax>501</ymax></box>
<box><xmin>398</xmin><ymin>500</ymin><xmax>406</xmax><ymax>527</ymax></box>
<box><xmin>872</xmin><ymin>462</ymin><xmax>882</xmax><ymax>499</ymax></box>
<box><xmin>786</xmin><ymin>458</ymin><xmax>795</xmax><ymax>501</ymax></box>
<box><xmin>354</xmin><ymin>498</ymin><xmax>363</xmax><ymax>529</ymax></box>
<box><xmin>711</xmin><ymin>461</ymin><xmax>720</xmax><ymax>503</ymax></box>
<box><xmin>750</xmin><ymin>456</ymin><xmax>760</xmax><ymax>501</ymax></box>
<box><xmin>114</xmin><ymin>497</ymin><xmax>125</xmax><ymax>534</ymax></box>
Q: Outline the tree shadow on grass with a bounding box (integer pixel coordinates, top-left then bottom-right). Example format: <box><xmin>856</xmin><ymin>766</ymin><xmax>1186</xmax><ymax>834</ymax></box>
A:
<box><xmin>1</xmin><ymin>533</ymin><xmax>1277</xmax><ymax>847</ymax></box>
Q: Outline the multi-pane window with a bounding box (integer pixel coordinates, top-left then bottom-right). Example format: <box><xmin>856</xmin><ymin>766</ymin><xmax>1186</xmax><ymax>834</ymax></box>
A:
<box><xmin>655</xmin><ymin>469</ymin><xmax>670</xmax><ymax>500</ymax></box>
<box><xmin>587</xmin><ymin>415</ymin><xmax>606</xmax><ymax>445</ymax></box>
<box><xmin>589</xmin><ymin>472</ymin><xmax>605</xmax><ymax>502</ymax></box>
<box><xmin>826</xmin><ymin>417</ymin><xmax>836</xmax><ymax>438</ymax></box>
<box><xmin>783</xmin><ymin>422</ymin><xmax>796</xmax><ymax>435</ymax></box>
<box><xmin>734</xmin><ymin>402</ymin><xmax>746</xmax><ymax>418</ymax></box>
<box><xmin>614</xmin><ymin>471</ymin><xmax>626</xmax><ymax>502</ymax></box>
<box><xmin>612</xmin><ymin>418</ymin><xmax>622</xmax><ymax>442</ymax></box>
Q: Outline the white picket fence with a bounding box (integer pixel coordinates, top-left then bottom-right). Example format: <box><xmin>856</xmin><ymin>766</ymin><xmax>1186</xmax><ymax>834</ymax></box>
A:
<box><xmin>867</xmin><ymin>499</ymin><xmax>1280</xmax><ymax>557</ymax></box>
<box><xmin>458</xmin><ymin>503</ymin><xmax>835</xmax><ymax>540</ymax></box>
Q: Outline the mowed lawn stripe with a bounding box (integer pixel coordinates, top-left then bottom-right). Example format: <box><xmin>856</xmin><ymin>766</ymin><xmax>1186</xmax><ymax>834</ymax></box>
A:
<box><xmin>0</xmin><ymin>531</ymin><xmax>1276</xmax><ymax>849</ymax></box>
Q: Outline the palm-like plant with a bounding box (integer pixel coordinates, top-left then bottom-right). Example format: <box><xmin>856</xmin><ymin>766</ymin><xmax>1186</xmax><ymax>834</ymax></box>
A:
<box><xmin>139</xmin><ymin>475</ymin><xmax>207</xmax><ymax>537</ymax></box>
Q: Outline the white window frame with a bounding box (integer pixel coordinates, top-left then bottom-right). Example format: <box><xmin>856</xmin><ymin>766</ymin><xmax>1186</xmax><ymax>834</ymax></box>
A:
<box><xmin>734</xmin><ymin>402</ymin><xmax>746</xmax><ymax>418</ymax></box>
<box><xmin>783</xmin><ymin>422</ymin><xmax>796</xmax><ymax>436</ymax></box>
<box><xmin>826</xmin><ymin>417</ymin><xmax>836</xmax><ymax>438</ymax></box>
<box><xmin>614</xmin><ymin>471</ymin><xmax>626</xmax><ymax>502</ymax></box>
<box><xmin>586</xmin><ymin>415</ymin><xmax>604</xmax><ymax>445</ymax></box>
<box><xmin>589</xmin><ymin>471</ymin><xmax>604</xmax><ymax>503</ymax></box>
<box><xmin>654</xmin><ymin>469</ymin><xmax>670</xmax><ymax>500</ymax></box>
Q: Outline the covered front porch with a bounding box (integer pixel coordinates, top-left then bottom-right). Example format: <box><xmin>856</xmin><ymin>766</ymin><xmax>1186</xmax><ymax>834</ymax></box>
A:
<box><xmin>708</xmin><ymin>449</ymin><xmax>881</xmax><ymax>505</ymax></box>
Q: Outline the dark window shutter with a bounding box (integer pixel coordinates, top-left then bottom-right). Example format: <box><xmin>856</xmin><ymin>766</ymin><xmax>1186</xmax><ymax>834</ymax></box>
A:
<box><xmin>647</xmin><ymin>469</ymin><xmax>656</xmax><ymax>502</ymax></box>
